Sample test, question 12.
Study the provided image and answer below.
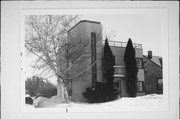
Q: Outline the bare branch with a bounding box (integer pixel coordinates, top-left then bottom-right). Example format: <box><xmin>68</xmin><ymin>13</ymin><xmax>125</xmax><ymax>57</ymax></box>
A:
<box><xmin>25</xmin><ymin>15</ymin><xmax>80</xmax><ymax>77</ymax></box>
<box><xmin>66</xmin><ymin>61</ymin><xmax>97</xmax><ymax>81</ymax></box>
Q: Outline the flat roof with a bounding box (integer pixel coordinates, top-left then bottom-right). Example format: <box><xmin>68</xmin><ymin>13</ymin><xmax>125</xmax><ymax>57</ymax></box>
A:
<box><xmin>68</xmin><ymin>20</ymin><xmax>101</xmax><ymax>32</ymax></box>
<box><xmin>102</xmin><ymin>40</ymin><xmax>143</xmax><ymax>49</ymax></box>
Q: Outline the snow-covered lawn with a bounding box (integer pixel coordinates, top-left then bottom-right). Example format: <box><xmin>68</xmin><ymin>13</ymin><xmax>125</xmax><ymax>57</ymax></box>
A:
<box><xmin>25</xmin><ymin>94</ymin><xmax>167</xmax><ymax>112</ymax></box>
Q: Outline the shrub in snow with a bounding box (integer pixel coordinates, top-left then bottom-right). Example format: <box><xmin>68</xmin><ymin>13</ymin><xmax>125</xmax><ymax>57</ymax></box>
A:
<box><xmin>25</xmin><ymin>97</ymin><xmax>33</xmax><ymax>105</ymax></box>
<box><xmin>39</xmin><ymin>87</ymin><xmax>57</xmax><ymax>98</ymax></box>
<box><xmin>83</xmin><ymin>82</ymin><xmax>107</xmax><ymax>103</ymax></box>
<box><xmin>25</xmin><ymin>76</ymin><xmax>57</xmax><ymax>98</ymax></box>
<box><xmin>33</xmin><ymin>95</ymin><xmax>65</xmax><ymax>108</ymax></box>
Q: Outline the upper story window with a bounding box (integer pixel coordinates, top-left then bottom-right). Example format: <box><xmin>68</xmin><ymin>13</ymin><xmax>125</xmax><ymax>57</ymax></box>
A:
<box><xmin>114</xmin><ymin>66</ymin><xmax>126</xmax><ymax>76</ymax></box>
<box><xmin>136</xmin><ymin>58</ymin><xmax>144</xmax><ymax>69</ymax></box>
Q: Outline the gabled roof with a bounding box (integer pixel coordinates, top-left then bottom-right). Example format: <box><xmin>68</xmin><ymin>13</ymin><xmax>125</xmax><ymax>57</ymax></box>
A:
<box><xmin>151</xmin><ymin>56</ymin><xmax>162</xmax><ymax>67</ymax></box>
<box><xmin>143</xmin><ymin>55</ymin><xmax>162</xmax><ymax>68</ymax></box>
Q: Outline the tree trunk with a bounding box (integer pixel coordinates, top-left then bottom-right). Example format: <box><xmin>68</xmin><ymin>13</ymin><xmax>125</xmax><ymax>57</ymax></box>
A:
<box><xmin>57</xmin><ymin>79</ymin><xmax>64</xmax><ymax>99</ymax></box>
<box><xmin>57</xmin><ymin>77</ymin><xmax>69</xmax><ymax>102</ymax></box>
<box><xmin>57</xmin><ymin>77</ymin><xmax>64</xmax><ymax>100</ymax></box>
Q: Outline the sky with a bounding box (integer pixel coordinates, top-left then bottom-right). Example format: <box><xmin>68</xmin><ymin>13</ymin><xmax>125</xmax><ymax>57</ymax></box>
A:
<box><xmin>25</xmin><ymin>14</ymin><xmax>163</xmax><ymax>82</ymax></box>
<box><xmin>80</xmin><ymin>14</ymin><xmax>162</xmax><ymax>56</ymax></box>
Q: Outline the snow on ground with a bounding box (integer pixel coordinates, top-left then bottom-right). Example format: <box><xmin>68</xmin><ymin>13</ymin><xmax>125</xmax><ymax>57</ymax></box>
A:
<box><xmin>26</xmin><ymin>94</ymin><xmax>166</xmax><ymax>112</ymax></box>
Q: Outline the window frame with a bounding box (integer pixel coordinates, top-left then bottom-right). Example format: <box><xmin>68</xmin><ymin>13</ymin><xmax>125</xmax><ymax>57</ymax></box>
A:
<box><xmin>113</xmin><ymin>78</ymin><xmax>122</xmax><ymax>96</ymax></box>
<box><xmin>136</xmin><ymin>58</ymin><xmax>144</xmax><ymax>69</ymax></box>
<box><xmin>137</xmin><ymin>81</ymin><xmax>144</xmax><ymax>92</ymax></box>
<box><xmin>157</xmin><ymin>78</ymin><xmax>163</xmax><ymax>90</ymax></box>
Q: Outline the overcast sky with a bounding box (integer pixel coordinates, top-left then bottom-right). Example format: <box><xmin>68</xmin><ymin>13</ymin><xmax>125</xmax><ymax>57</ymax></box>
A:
<box><xmin>81</xmin><ymin>14</ymin><xmax>162</xmax><ymax>56</ymax></box>
<box><xmin>25</xmin><ymin>14</ymin><xmax>163</xmax><ymax>81</ymax></box>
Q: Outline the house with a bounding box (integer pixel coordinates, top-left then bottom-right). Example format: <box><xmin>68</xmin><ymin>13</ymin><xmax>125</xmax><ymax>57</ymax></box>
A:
<box><xmin>67</xmin><ymin>20</ymin><xmax>103</xmax><ymax>102</ymax></box>
<box><xmin>143</xmin><ymin>51</ymin><xmax>163</xmax><ymax>94</ymax></box>
<box><xmin>67</xmin><ymin>20</ymin><xmax>146</xmax><ymax>102</ymax></box>
<box><xmin>109</xmin><ymin>40</ymin><xmax>145</xmax><ymax>97</ymax></box>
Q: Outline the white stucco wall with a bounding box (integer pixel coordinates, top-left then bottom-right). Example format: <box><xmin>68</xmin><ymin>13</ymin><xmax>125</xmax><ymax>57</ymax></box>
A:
<box><xmin>111</xmin><ymin>46</ymin><xmax>145</xmax><ymax>82</ymax></box>
<box><xmin>68</xmin><ymin>21</ymin><xmax>103</xmax><ymax>102</ymax></box>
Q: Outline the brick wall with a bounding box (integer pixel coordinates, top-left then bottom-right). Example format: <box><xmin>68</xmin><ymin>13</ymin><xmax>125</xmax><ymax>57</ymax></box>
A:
<box><xmin>143</xmin><ymin>56</ymin><xmax>163</xmax><ymax>94</ymax></box>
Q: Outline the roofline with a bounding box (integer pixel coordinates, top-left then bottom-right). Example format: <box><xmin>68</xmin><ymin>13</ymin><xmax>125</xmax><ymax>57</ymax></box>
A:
<box><xmin>68</xmin><ymin>20</ymin><xmax>101</xmax><ymax>32</ymax></box>
<box><xmin>144</xmin><ymin>55</ymin><xmax>162</xmax><ymax>58</ymax></box>
<box><xmin>109</xmin><ymin>45</ymin><xmax>143</xmax><ymax>50</ymax></box>
<box><xmin>143</xmin><ymin>55</ymin><xmax>162</xmax><ymax>68</ymax></box>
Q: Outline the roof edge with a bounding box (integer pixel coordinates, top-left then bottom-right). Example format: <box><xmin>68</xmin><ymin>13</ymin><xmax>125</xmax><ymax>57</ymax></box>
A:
<box><xmin>143</xmin><ymin>55</ymin><xmax>162</xmax><ymax>68</ymax></box>
<box><xmin>68</xmin><ymin>20</ymin><xmax>101</xmax><ymax>32</ymax></box>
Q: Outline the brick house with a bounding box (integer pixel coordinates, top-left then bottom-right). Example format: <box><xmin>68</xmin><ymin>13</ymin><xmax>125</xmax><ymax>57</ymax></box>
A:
<box><xmin>143</xmin><ymin>51</ymin><xmax>163</xmax><ymax>94</ymax></box>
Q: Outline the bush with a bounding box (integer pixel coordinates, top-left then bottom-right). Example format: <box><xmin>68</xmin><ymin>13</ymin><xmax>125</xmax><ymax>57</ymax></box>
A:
<box><xmin>25</xmin><ymin>76</ymin><xmax>57</xmax><ymax>98</ymax></box>
<box><xmin>25</xmin><ymin>97</ymin><xmax>33</xmax><ymax>104</ymax></box>
<box><xmin>39</xmin><ymin>87</ymin><xmax>57</xmax><ymax>98</ymax></box>
<box><xmin>83</xmin><ymin>82</ymin><xmax>107</xmax><ymax>103</ymax></box>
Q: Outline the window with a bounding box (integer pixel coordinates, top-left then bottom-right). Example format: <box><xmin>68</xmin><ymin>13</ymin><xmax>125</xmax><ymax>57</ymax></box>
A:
<box><xmin>114</xmin><ymin>81</ymin><xmax>121</xmax><ymax>90</ymax></box>
<box><xmin>157</xmin><ymin>79</ymin><xmax>163</xmax><ymax>90</ymax></box>
<box><xmin>146</xmin><ymin>84</ymin><xmax>151</xmax><ymax>92</ymax></box>
<box><xmin>114</xmin><ymin>66</ymin><xmax>126</xmax><ymax>75</ymax></box>
<box><xmin>114</xmin><ymin>67</ymin><xmax>121</xmax><ymax>74</ymax></box>
<box><xmin>114</xmin><ymin>79</ymin><xmax>121</xmax><ymax>95</ymax></box>
<box><xmin>136</xmin><ymin>58</ymin><xmax>144</xmax><ymax>69</ymax></box>
<box><xmin>137</xmin><ymin>81</ymin><xmax>144</xmax><ymax>92</ymax></box>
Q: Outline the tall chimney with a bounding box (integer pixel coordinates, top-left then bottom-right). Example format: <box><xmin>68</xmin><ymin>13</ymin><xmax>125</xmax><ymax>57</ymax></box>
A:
<box><xmin>148</xmin><ymin>51</ymin><xmax>152</xmax><ymax>59</ymax></box>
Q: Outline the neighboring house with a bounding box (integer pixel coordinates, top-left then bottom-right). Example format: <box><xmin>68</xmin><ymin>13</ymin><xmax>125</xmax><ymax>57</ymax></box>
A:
<box><xmin>67</xmin><ymin>20</ymin><xmax>146</xmax><ymax>102</ymax></box>
<box><xmin>143</xmin><ymin>51</ymin><xmax>163</xmax><ymax>94</ymax></box>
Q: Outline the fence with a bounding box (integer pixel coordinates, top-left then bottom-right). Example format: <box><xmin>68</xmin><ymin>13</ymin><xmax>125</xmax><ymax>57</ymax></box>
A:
<box><xmin>102</xmin><ymin>40</ymin><xmax>142</xmax><ymax>49</ymax></box>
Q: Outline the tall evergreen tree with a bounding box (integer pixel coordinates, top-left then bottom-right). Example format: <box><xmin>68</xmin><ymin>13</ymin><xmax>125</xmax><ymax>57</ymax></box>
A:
<box><xmin>83</xmin><ymin>38</ymin><xmax>118</xmax><ymax>103</ymax></box>
<box><xmin>124</xmin><ymin>38</ymin><xmax>138</xmax><ymax>97</ymax></box>
<box><xmin>103</xmin><ymin>38</ymin><xmax>115</xmax><ymax>82</ymax></box>
<box><xmin>103</xmin><ymin>38</ymin><xmax>117</xmax><ymax>101</ymax></box>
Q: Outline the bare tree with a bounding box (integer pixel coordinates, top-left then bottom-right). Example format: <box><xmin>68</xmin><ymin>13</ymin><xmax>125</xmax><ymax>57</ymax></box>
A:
<box><xmin>25</xmin><ymin>15</ymin><xmax>102</xmax><ymax>102</ymax></box>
